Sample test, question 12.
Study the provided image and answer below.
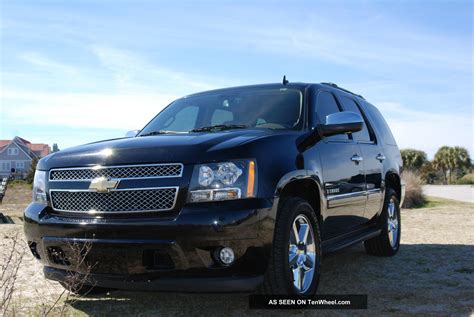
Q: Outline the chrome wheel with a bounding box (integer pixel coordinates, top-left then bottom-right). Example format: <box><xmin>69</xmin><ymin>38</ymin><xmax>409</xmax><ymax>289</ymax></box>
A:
<box><xmin>387</xmin><ymin>199</ymin><xmax>399</xmax><ymax>249</ymax></box>
<box><xmin>289</xmin><ymin>214</ymin><xmax>316</xmax><ymax>293</ymax></box>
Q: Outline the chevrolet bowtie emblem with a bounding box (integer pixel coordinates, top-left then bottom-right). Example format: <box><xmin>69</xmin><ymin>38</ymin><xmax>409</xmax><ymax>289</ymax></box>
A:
<box><xmin>89</xmin><ymin>177</ymin><xmax>119</xmax><ymax>193</ymax></box>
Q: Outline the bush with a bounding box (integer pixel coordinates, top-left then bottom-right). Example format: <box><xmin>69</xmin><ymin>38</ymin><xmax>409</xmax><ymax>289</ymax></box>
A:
<box><xmin>8</xmin><ymin>179</ymin><xmax>28</xmax><ymax>187</ymax></box>
<box><xmin>26</xmin><ymin>158</ymin><xmax>38</xmax><ymax>184</ymax></box>
<box><xmin>457</xmin><ymin>173</ymin><xmax>474</xmax><ymax>185</ymax></box>
<box><xmin>402</xmin><ymin>171</ymin><xmax>426</xmax><ymax>208</ymax></box>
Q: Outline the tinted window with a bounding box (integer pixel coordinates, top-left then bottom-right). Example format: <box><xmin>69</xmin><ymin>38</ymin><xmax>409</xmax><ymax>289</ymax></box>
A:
<box><xmin>316</xmin><ymin>91</ymin><xmax>348</xmax><ymax>140</ymax></box>
<box><xmin>139</xmin><ymin>87</ymin><xmax>304</xmax><ymax>135</ymax></box>
<box><xmin>363</xmin><ymin>101</ymin><xmax>397</xmax><ymax>146</ymax></box>
<box><xmin>339</xmin><ymin>96</ymin><xmax>372</xmax><ymax>142</ymax></box>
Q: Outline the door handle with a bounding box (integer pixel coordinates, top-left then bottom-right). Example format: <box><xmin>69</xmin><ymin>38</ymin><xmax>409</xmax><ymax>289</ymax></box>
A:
<box><xmin>351</xmin><ymin>154</ymin><xmax>363</xmax><ymax>164</ymax></box>
<box><xmin>376</xmin><ymin>154</ymin><xmax>386</xmax><ymax>162</ymax></box>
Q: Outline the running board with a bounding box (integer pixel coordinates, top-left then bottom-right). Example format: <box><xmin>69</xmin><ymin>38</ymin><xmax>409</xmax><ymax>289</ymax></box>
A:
<box><xmin>322</xmin><ymin>227</ymin><xmax>381</xmax><ymax>254</ymax></box>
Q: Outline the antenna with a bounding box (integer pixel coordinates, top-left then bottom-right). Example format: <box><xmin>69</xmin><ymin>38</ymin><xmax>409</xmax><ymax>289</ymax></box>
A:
<box><xmin>282</xmin><ymin>75</ymin><xmax>289</xmax><ymax>85</ymax></box>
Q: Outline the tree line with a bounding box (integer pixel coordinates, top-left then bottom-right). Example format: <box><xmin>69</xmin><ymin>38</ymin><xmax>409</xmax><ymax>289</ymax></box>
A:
<box><xmin>401</xmin><ymin>146</ymin><xmax>472</xmax><ymax>184</ymax></box>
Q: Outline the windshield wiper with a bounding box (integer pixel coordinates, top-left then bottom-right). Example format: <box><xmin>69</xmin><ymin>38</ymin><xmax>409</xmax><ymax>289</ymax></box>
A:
<box><xmin>139</xmin><ymin>130</ymin><xmax>178</xmax><ymax>137</ymax></box>
<box><xmin>190</xmin><ymin>124</ymin><xmax>249</xmax><ymax>133</ymax></box>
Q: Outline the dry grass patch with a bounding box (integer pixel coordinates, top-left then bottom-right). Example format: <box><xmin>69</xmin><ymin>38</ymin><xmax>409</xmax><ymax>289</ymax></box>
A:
<box><xmin>402</xmin><ymin>171</ymin><xmax>426</xmax><ymax>208</ymax></box>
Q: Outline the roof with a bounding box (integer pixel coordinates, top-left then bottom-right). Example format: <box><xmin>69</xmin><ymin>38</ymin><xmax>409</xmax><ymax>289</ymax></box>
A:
<box><xmin>184</xmin><ymin>82</ymin><xmax>311</xmax><ymax>98</ymax></box>
<box><xmin>0</xmin><ymin>137</ymin><xmax>50</xmax><ymax>158</ymax></box>
<box><xmin>183</xmin><ymin>81</ymin><xmax>365</xmax><ymax>101</ymax></box>
<box><xmin>319</xmin><ymin>82</ymin><xmax>365</xmax><ymax>99</ymax></box>
<box><xmin>29</xmin><ymin>143</ymin><xmax>50</xmax><ymax>157</ymax></box>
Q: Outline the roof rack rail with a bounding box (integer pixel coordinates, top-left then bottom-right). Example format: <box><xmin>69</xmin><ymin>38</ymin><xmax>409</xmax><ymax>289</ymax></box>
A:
<box><xmin>320</xmin><ymin>82</ymin><xmax>365</xmax><ymax>100</ymax></box>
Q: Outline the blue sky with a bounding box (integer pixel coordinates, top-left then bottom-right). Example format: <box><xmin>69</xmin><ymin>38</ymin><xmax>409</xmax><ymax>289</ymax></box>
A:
<box><xmin>1</xmin><ymin>0</ymin><xmax>472</xmax><ymax>158</ymax></box>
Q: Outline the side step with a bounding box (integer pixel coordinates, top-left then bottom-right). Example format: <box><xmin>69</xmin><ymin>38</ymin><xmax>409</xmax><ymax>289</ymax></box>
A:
<box><xmin>322</xmin><ymin>227</ymin><xmax>381</xmax><ymax>254</ymax></box>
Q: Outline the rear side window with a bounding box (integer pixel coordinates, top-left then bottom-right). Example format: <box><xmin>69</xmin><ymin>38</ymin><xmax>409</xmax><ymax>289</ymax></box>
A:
<box><xmin>316</xmin><ymin>91</ymin><xmax>348</xmax><ymax>140</ymax></box>
<box><xmin>362</xmin><ymin>101</ymin><xmax>397</xmax><ymax>146</ymax></box>
<box><xmin>338</xmin><ymin>96</ymin><xmax>372</xmax><ymax>142</ymax></box>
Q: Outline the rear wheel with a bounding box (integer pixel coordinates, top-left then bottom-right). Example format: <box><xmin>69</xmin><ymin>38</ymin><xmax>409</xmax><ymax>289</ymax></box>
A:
<box><xmin>364</xmin><ymin>188</ymin><xmax>401</xmax><ymax>256</ymax></box>
<box><xmin>261</xmin><ymin>197</ymin><xmax>321</xmax><ymax>296</ymax></box>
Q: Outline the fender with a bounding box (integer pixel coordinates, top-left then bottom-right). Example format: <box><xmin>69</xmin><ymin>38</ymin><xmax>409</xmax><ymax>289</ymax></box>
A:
<box><xmin>273</xmin><ymin>169</ymin><xmax>327</xmax><ymax>222</ymax></box>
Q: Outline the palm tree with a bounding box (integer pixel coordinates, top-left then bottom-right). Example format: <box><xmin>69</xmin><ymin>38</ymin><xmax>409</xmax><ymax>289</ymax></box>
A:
<box><xmin>433</xmin><ymin>146</ymin><xmax>450</xmax><ymax>184</ymax></box>
<box><xmin>400</xmin><ymin>149</ymin><xmax>427</xmax><ymax>171</ymax></box>
<box><xmin>433</xmin><ymin>146</ymin><xmax>471</xmax><ymax>184</ymax></box>
<box><xmin>451</xmin><ymin>146</ymin><xmax>471</xmax><ymax>181</ymax></box>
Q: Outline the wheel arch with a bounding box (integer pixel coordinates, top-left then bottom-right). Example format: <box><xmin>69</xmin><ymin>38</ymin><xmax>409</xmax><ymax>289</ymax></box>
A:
<box><xmin>385</xmin><ymin>171</ymin><xmax>401</xmax><ymax>202</ymax></box>
<box><xmin>274</xmin><ymin>170</ymin><xmax>325</xmax><ymax>225</ymax></box>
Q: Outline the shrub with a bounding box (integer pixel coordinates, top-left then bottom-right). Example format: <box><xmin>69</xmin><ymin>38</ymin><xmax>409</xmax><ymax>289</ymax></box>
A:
<box><xmin>401</xmin><ymin>171</ymin><xmax>426</xmax><ymax>208</ymax></box>
<box><xmin>457</xmin><ymin>173</ymin><xmax>474</xmax><ymax>185</ymax></box>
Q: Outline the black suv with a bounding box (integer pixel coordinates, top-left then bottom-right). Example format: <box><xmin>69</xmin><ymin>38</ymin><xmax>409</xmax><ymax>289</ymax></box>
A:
<box><xmin>24</xmin><ymin>82</ymin><xmax>404</xmax><ymax>297</ymax></box>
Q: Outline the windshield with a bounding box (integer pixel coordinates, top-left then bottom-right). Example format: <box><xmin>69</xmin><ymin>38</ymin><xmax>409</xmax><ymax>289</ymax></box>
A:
<box><xmin>138</xmin><ymin>87</ymin><xmax>304</xmax><ymax>135</ymax></box>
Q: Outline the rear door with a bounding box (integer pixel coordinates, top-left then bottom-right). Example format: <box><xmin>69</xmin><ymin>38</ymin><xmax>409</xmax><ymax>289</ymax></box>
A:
<box><xmin>315</xmin><ymin>91</ymin><xmax>367</xmax><ymax>239</ymax></box>
<box><xmin>337</xmin><ymin>95</ymin><xmax>383</xmax><ymax>221</ymax></box>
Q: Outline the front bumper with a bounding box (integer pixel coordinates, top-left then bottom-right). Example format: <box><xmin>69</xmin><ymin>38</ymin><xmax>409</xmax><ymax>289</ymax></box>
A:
<box><xmin>44</xmin><ymin>267</ymin><xmax>263</xmax><ymax>292</ymax></box>
<box><xmin>24</xmin><ymin>198</ymin><xmax>276</xmax><ymax>292</ymax></box>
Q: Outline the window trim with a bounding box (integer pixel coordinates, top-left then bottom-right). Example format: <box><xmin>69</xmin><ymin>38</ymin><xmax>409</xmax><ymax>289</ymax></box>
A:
<box><xmin>0</xmin><ymin>161</ymin><xmax>11</xmax><ymax>172</ymax></box>
<box><xmin>7</xmin><ymin>147</ymin><xmax>19</xmax><ymax>156</ymax></box>
<box><xmin>353</xmin><ymin>99</ymin><xmax>377</xmax><ymax>145</ymax></box>
<box><xmin>15</xmin><ymin>161</ymin><xmax>26</xmax><ymax>169</ymax></box>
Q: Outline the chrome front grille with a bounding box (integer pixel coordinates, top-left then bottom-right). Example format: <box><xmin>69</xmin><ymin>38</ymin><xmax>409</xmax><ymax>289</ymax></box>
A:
<box><xmin>50</xmin><ymin>187</ymin><xmax>178</xmax><ymax>213</ymax></box>
<box><xmin>50</xmin><ymin>163</ymin><xmax>183</xmax><ymax>181</ymax></box>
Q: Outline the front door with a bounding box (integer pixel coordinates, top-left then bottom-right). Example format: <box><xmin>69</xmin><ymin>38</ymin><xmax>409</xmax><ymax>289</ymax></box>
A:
<box><xmin>336</xmin><ymin>95</ymin><xmax>383</xmax><ymax>221</ymax></box>
<box><xmin>314</xmin><ymin>91</ymin><xmax>367</xmax><ymax>239</ymax></box>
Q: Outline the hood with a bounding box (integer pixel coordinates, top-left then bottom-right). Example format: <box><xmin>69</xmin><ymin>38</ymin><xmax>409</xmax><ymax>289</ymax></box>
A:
<box><xmin>38</xmin><ymin>129</ymin><xmax>298</xmax><ymax>170</ymax></box>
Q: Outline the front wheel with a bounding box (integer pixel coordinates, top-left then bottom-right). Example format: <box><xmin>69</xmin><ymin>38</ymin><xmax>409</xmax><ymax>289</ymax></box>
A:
<box><xmin>364</xmin><ymin>188</ymin><xmax>401</xmax><ymax>256</ymax></box>
<box><xmin>261</xmin><ymin>197</ymin><xmax>321</xmax><ymax>296</ymax></box>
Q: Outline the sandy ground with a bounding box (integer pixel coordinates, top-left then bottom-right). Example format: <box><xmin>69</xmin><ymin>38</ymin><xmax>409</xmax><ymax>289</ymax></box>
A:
<box><xmin>423</xmin><ymin>185</ymin><xmax>474</xmax><ymax>204</ymax></box>
<box><xmin>1</xmin><ymin>185</ymin><xmax>473</xmax><ymax>316</ymax></box>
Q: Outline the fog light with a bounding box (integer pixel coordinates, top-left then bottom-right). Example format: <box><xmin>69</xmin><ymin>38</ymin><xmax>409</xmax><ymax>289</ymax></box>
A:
<box><xmin>215</xmin><ymin>247</ymin><xmax>235</xmax><ymax>266</ymax></box>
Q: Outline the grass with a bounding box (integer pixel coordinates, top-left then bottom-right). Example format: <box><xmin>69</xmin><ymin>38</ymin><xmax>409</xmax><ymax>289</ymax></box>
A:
<box><xmin>401</xmin><ymin>171</ymin><xmax>426</xmax><ymax>208</ymax></box>
<box><xmin>401</xmin><ymin>194</ymin><xmax>472</xmax><ymax>209</ymax></box>
<box><xmin>8</xmin><ymin>179</ymin><xmax>32</xmax><ymax>188</ymax></box>
<box><xmin>420</xmin><ymin>196</ymin><xmax>472</xmax><ymax>209</ymax></box>
<box><xmin>456</xmin><ymin>173</ymin><xmax>474</xmax><ymax>184</ymax></box>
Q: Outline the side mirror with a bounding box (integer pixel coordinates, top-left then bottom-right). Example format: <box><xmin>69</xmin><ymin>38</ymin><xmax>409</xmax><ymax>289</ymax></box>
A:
<box><xmin>125</xmin><ymin>130</ymin><xmax>140</xmax><ymax>138</ymax></box>
<box><xmin>319</xmin><ymin>111</ymin><xmax>363</xmax><ymax>137</ymax></box>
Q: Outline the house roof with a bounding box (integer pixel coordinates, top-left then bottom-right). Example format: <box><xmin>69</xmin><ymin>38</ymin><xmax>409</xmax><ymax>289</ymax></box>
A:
<box><xmin>0</xmin><ymin>140</ymin><xmax>10</xmax><ymax>148</ymax></box>
<box><xmin>0</xmin><ymin>137</ymin><xmax>50</xmax><ymax>158</ymax></box>
<box><xmin>29</xmin><ymin>143</ymin><xmax>50</xmax><ymax>157</ymax></box>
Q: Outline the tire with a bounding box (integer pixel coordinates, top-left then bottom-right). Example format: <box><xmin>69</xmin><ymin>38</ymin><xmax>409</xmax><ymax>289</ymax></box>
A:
<box><xmin>59</xmin><ymin>281</ymin><xmax>111</xmax><ymax>296</ymax></box>
<box><xmin>260</xmin><ymin>197</ymin><xmax>322</xmax><ymax>296</ymax></box>
<box><xmin>364</xmin><ymin>188</ymin><xmax>401</xmax><ymax>256</ymax></box>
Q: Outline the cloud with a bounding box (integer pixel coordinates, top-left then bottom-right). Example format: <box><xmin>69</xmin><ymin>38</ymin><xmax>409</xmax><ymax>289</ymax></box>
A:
<box><xmin>90</xmin><ymin>45</ymin><xmax>223</xmax><ymax>93</ymax></box>
<box><xmin>377</xmin><ymin>102</ymin><xmax>473</xmax><ymax>158</ymax></box>
<box><xmin>1</xmin><ymin>88</ymin><xmax>177</xmax><ymax>131</ymax></box>
<box><xmin>20</xmin><ymin>52</ymin><xmax>79</xmax><ymax>75</ymax></box>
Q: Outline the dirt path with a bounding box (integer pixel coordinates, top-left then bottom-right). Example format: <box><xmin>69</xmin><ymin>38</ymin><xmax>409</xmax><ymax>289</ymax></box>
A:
<box><xmin>1</xmin><ymin>192</ymin><xmax>473</xmax><ymax>316</ymax></box>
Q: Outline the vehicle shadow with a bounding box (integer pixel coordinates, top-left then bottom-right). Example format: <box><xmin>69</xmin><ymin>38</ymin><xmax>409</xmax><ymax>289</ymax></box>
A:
<box><xmin>67</xmin><ymin>243</ymin><xmax>474</xmax><ymax>316</ymax></box>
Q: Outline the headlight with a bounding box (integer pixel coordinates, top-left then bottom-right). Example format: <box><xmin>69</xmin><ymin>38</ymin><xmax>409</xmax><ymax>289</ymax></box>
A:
<box><xmin>32</xmin><ymin>170</ymin><xmax>47</xmax><ymax>205</ymax></box>
<box><xmin>188</xmin><ymin>160</ymin><xmax>257</xmax><ymax>203</ymax></box>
